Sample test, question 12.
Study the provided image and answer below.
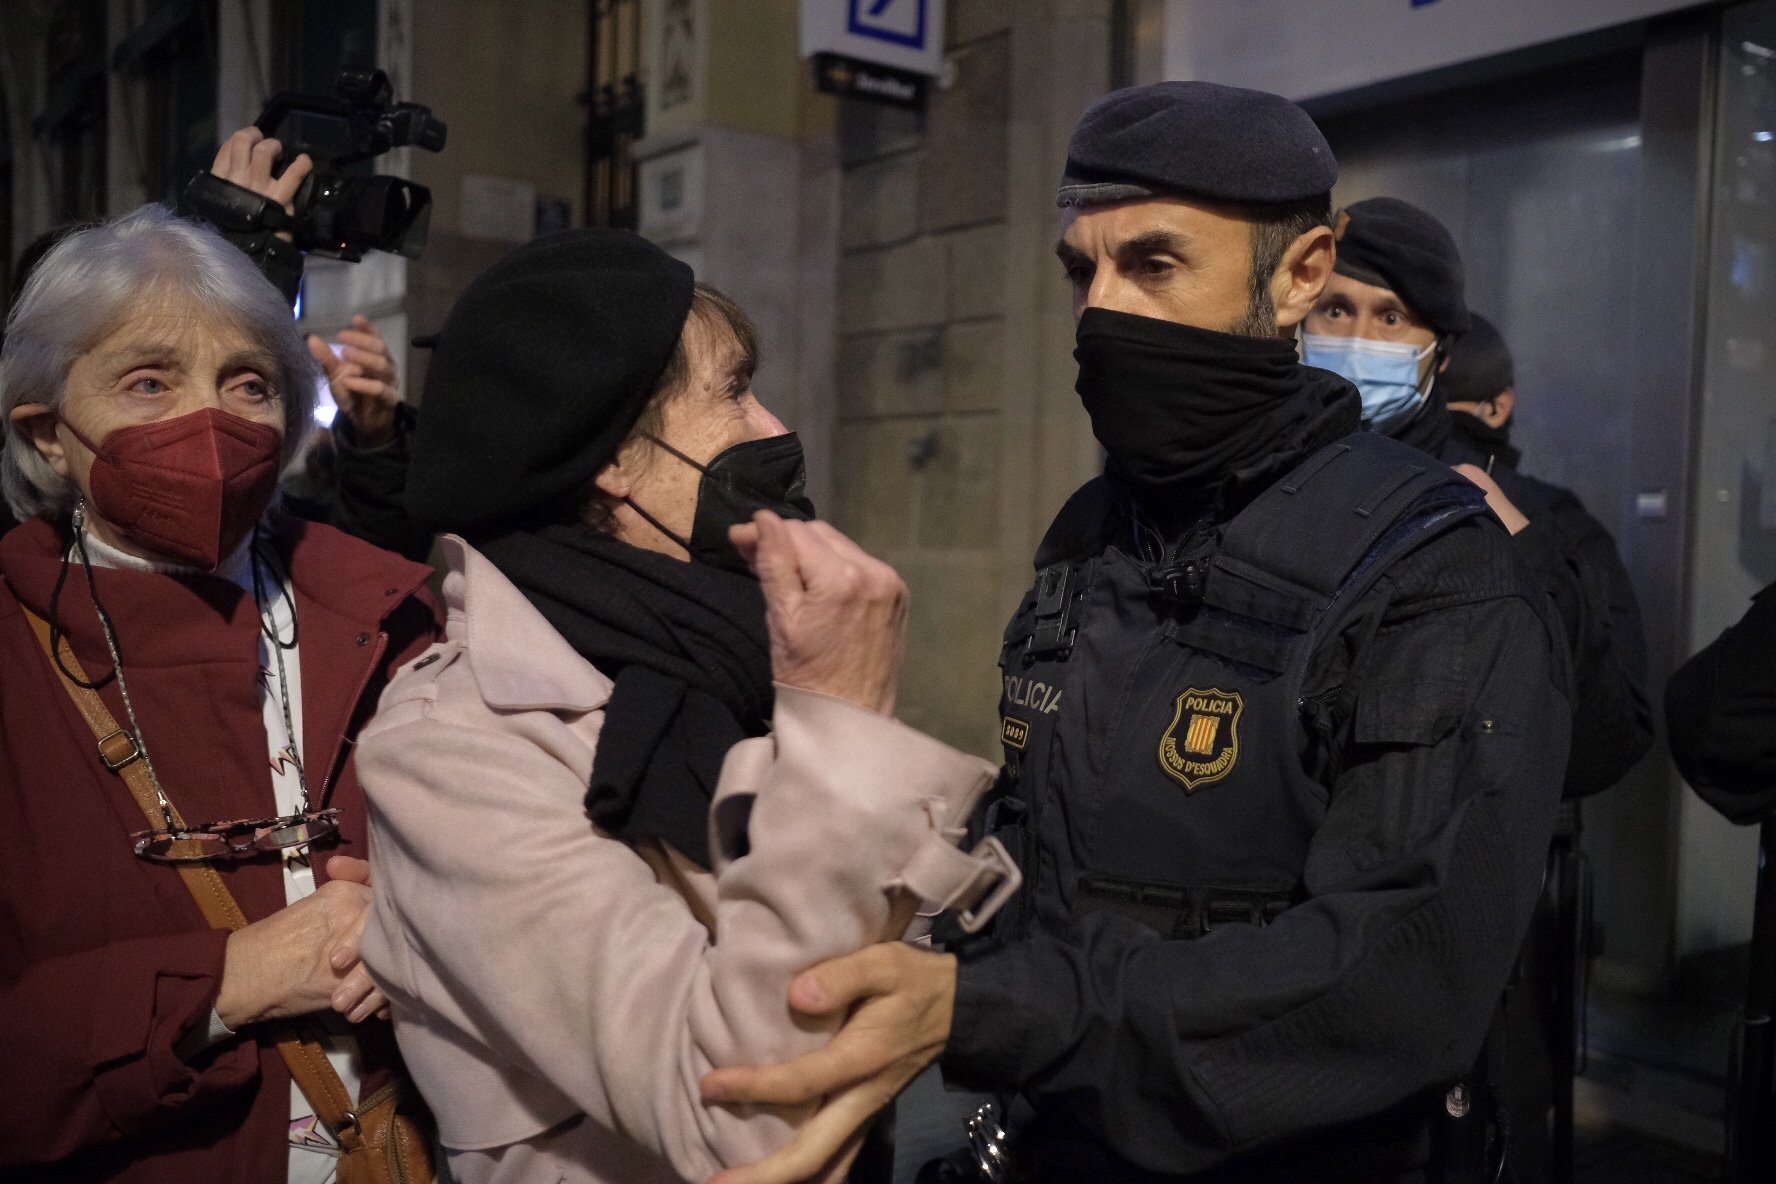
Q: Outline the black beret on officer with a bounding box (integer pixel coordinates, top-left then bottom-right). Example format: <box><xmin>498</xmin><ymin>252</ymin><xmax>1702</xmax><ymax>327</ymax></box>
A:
<box><xmin>1441</xmin><ymin>313</ymin><xmax>1515</xmax><ymax>404</ymax></box>
<box><xmin>1334</xmin><ymin>196</ymin><xmax>1472</xmax><ymax>335</ymax></box>
<box><xmin>407</xmin><ymin>229</ymin><xmax>695</xmax><ymax>533</ymax></box>
<box><xmin>1057</xmin><ymin>80</ymin><xmax>1339</xmax><ymax>207</ymax></box>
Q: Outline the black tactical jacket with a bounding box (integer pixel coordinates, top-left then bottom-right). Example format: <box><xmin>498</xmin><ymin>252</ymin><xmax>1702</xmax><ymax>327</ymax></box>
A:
<box><xmin>941</xmin><ymin>381</ymin><xmax>1571</xmax><ymax>1182</ymax></box>
<box><xmin>282</xmin><ymin>403</ymin><xmax>435</xmax><ymax>561</ymax></box>
<box><xmin>1667</xmin><ymin>581</ymin><xmax>1776</xmax><ymax>823</ymax></box>
<box><xmin>1428</xmin><ymin>408</ymin><xmax>1654</xmax><ymax>797</ymax></box>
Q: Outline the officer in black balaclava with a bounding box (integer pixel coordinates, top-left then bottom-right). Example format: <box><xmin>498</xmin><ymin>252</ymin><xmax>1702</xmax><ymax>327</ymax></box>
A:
<box><xmin>699</xmin><ymin>82</ymin><xmax>1572</xmax><ymax>1184</ymax></box>
<box><xmin>1442</xmin><ymin>313</ymin><xmax>1522</xmax><ymax>467</ymax></box>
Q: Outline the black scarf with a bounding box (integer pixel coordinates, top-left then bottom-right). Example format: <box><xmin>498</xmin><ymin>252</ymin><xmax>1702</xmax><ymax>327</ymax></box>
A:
<box><xmin>1075</xmin><ymin>309</ymin><xmax>1320</xmax><ymax>503</ymax></box>
<box><xmin>1073</xmin><ymin>309</ymin><xmax>1363</xmax><ymax>533</ymax></box>
<box><xmin>1211</xmin><ymin>364</ymin><xmax>1364</xmax><ymax>514</ymax></box>
<box><xmin>477</xmin><ymin>524</ymin><xmax>773</xmax><ymax>868</ymax></box>
<box><xmin>1387</xmin><ymin>386</ymin><xmax>1455</xmax><ymax>456</ymax></box>
<box><xmin>1036</xmin><ymin>357</ymin><xmax>1362</xmax><ymax>587</ymax></box>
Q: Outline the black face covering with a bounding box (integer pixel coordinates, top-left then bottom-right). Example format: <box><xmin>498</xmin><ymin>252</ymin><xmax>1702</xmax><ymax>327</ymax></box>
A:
<box><xmin>628</xmin><ymin>432</ymin><xmax>817</xmax><ymax>574</ymax></box>
<box><xmin>1074</xmin><ymin>308</ymin><xmax>1309</xmax><ymax>498</ymax></box>
<box><xmin>1451</xmin><ymin>406</ymin><xmax>1513</xmax><ymax>449</ymax></box>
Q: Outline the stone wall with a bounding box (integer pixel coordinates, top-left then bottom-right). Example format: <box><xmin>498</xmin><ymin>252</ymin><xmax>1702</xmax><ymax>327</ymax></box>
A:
<box><xmin>632</xmin><ymin>0</ymin><xmax>842</xmax><ymax>512</ymax></box>
<box><xmin>829</xmin><ymin>0</ymin><xmax>1117</xmax><ymax>757</ymax></box>
<box><xmin>402</xmin><ymin>0</ymin><xmax>592</xmax><ymax>398</ymax></box>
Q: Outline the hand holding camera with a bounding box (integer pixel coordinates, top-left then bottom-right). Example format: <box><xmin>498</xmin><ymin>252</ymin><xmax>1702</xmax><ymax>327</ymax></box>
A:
<box><xmin>183</xmin><ymin>67</ymin><xmax>446</xmax><ymax>267</ymax></box>
<box><xmin>208</xmin><ymin>127</ymin><xmax>314</xmax><ymax>235</ymax></box>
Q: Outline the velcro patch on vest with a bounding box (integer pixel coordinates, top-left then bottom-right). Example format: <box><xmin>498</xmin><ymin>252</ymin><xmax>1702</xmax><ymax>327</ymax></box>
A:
<box><xmin>1159</xmin><ymin>688</ymin><xmax>1244</xmax><ymax>792</ymax></box>
<box><xmin>1002</xmin><ymin>716</ymin><xmax>1031</xmax><ymax>750</ymax></box>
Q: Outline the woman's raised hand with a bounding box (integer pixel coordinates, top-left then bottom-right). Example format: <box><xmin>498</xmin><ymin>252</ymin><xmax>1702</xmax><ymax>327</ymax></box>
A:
<box><xmin>308</xmin><ymin>315</ymin><xmax>403</xmax><ymax>447</ymax></box>
<box><xmin>730</xmin><ymin>512</ymin><xmax>908</xmax><ymax>717</ymax></box>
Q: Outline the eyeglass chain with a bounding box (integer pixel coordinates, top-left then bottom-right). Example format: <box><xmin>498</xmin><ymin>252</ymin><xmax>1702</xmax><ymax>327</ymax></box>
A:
<box><xmin>249</xmin><ymin>533</ymin><xmax>310</xmax><ymax>815</ymax></box>
<box><xmin>51</xmin><ymin>503</ymin><xmax>177</xmax><ymax>829</ymax></box>
<box><xmin>49</xmin><ymin>504</ymin><xmax>307</xmax><ymax>827</ymax></box>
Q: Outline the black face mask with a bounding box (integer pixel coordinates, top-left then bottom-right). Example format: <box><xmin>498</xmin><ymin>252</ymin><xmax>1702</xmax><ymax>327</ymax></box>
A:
<box><xmin>627</xmin><ymin>432</ymin><xmax>817</xmax><ymax>574</ymax></box>
<box><xmin>1451</xmin><ymin>405</ymin><xmax>1513</xmax><ymax>448</ymax></box>
<box><xmin>1074</xmin><ymin>308</ymin><xmax>1307</xmax><ymax>498</ymax></box>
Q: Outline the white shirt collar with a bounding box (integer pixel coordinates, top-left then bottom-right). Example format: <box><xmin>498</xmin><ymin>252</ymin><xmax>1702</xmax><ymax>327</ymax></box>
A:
<box><xmin>75</xmin><ymin>525</ymin><xmax>256</xmax><ymax>593</ymax></box>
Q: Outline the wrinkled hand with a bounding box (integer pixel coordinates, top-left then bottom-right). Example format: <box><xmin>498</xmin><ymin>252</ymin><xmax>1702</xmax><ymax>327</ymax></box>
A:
<box><xmin>700</xmin><ymin>945</ymin><xmax>957</xmax><ymax>1184</ymax></box>
<box><xmin>216</xmin><ymin>854</ymin><xmax>389</xmax><ymax>1027</ymax></box>
<box><xmin>308</xmin><ymin>316</ymin><xmax>402</xmax><ymax>446</ymax></box>
<box><xmin>321</xmin><ymin>855</ymin><xmax>392</xmax><ymax>1022</ymax></box>
<box><xmin>209</xmin><ymin>126</ymin><xmax>313</xmax><ymax>230</ymax></box>
<box><xmin>1453</xmin><ymin>463</ymin><xmax>1529</xmax><ymax>535</ymax></box>
<box><xmin>729</xmin><ymin>512</ymin><xmax>908</xmax><ymax>716</ymax></box>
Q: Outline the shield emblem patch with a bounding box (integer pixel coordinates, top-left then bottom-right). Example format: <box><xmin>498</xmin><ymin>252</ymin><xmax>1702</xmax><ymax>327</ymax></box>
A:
<box><xmin>1159</xmin><ymin>687</ymin><xmax>1244</xmax><ymax>792</ymax></box>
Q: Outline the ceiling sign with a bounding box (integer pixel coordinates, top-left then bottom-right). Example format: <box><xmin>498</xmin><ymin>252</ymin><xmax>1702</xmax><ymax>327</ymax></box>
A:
<box><xmin>801</xmin><ymin>0</ymin><xmax>948</xmax><ymax>77</ymax></box>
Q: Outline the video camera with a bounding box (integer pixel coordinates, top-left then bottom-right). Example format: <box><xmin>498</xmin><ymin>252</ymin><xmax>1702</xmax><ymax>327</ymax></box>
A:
<box><xmin>183</xmin><ymin>66</ymin><xmax>446</xmax><ymax>264</ymax></box>
<box><xmin>255</xmin><ymin>66</ymin><xmax>446</xmax><ymax>261</ymax></box>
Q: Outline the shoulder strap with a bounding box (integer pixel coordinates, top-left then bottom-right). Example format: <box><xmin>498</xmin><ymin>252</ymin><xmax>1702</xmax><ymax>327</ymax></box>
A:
<box><xmin>22</xmin><ymin>606</ymin><xmax>363</xmax><ymax>1135</ymax></box>
<box><xmin>1032</xmin><ymin>477</ymin><xmax>1119</xmax><ymax>567</ymax></box>
<box><xmin>1220</xmin><ymin>433</ymin><xmax>1476</xmax><ymax>602</ymax></box>
<box><xmin>1177</xmin><ymin>436</ymin><xmax>1486</xmax><ymax>673</ymax></box>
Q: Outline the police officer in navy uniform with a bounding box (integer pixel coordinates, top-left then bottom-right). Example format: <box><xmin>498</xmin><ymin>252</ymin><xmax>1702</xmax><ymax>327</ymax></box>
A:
<box><xmin>1305</xmin><ymin>201</ymin><xmax>1654</xmax><ymax>799</ymax></box>
<box><xmin>697</xmin><ymin>83</ymin><xmax>1572</xmax><ymax>1184</ymax></box>
<box><xmin>1303</xmin><ymin>200</ymin><xmax>1654</xmax><ymax>1184</ymax></box>
<box><xmin>1443</xmin><ymin>311</ymin><xmax>1656</xmax><ymax>789</ymax></box>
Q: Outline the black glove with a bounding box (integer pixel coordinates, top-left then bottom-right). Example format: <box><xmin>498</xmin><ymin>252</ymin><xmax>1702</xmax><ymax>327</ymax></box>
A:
<box><xmin>178</xmin><ymin>171</ymin><xmax>305</xmax><ymax>305</ymax></box>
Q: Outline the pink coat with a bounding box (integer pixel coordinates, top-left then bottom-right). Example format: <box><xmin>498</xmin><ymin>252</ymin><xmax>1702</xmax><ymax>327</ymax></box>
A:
<box><xmin>355</xmin><ymin>538</ymin><xmax>1001</xmax><ymax>1184</ymax></box>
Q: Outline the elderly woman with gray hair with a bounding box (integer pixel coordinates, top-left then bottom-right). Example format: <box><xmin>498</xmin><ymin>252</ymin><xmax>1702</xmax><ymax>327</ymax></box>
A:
<box><xmin>0</xmin><ymin>205</ymin><xmax>438</xmax><ymax>1184</ymax></box>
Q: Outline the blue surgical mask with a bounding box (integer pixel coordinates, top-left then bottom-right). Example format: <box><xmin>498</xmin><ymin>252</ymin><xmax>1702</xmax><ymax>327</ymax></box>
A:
<box><xmin>1301</xmin><ymin>334</ymin><xmax>1436</xmax><ymax>432</ymax></box>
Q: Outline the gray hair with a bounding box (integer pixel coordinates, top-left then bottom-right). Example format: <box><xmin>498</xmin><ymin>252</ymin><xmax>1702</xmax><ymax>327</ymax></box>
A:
<box><xmin>1</xmin><ymin>203</ymin><xmax>318</xmax><ymax>521</ymax></box>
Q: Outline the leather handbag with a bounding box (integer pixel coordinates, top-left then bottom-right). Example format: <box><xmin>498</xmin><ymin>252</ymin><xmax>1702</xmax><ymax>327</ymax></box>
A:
<box><xmin>26</xmin><ymin>606</ymin><xmax>436</xmax><ymax>1184</ymax></box>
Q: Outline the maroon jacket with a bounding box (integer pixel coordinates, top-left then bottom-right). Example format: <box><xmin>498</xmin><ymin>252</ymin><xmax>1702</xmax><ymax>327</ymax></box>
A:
<box><xmin>0</xmin><ymin>514</ymin><xmax>438</xmax><ymax>1182</ymax></box>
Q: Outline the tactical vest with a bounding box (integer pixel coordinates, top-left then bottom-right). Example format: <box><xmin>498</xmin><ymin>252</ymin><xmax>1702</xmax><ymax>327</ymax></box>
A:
<box><xmin>992</xmin><ymin>432</ymin><xmax>1486</xmax><ymax>942</ymax></box>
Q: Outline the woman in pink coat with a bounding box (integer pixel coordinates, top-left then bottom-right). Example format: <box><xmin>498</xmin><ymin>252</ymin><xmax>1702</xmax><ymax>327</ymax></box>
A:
<box><xmin>353</xmin><ymin>230</ymin><xmax>1014</xmax><ymax>1183</ymax></box>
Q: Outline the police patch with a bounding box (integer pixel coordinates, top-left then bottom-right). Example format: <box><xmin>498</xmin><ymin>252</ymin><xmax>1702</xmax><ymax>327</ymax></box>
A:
<box><xmin>1002</xmin><ymin>716</ymin><xmax>1030</xmax><ymax>750</ymax></box>
<box><xmin>1159</xmin><ymin>688</ymin><xmax>1243</xmax><ymax>792</ymax></box>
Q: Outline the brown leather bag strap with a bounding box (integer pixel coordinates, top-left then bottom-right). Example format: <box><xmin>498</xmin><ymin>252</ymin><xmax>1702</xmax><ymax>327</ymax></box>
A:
<box><xmin>23</xmin><ymin>605</ymin><xmax>361</xmax><ymax>1137</ymax></box>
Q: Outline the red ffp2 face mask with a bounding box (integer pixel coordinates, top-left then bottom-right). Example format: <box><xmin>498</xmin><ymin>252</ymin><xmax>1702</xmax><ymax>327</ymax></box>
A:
<box><xmin>62</xmin><ymin>407</ymin><xmax>283</xmax><ymax>570</ymax></box>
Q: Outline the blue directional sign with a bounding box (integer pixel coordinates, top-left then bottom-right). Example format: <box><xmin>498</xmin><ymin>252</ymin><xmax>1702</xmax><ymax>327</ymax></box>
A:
<box><xmin>848</xmin><ymin>0</ymin><xmax>928</xmax><ymax>50</ymax></box>
<box><xmin>803</xmin><ymin>0</ymin><xmax>946</xmax><ymax>78</ymax></box>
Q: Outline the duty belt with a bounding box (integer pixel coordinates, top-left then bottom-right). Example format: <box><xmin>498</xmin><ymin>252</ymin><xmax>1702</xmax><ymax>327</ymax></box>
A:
<box><xmin>1073</xmin><ymin>876</ymin><xmax>1298</xmax><ymax>940</ymax></box>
